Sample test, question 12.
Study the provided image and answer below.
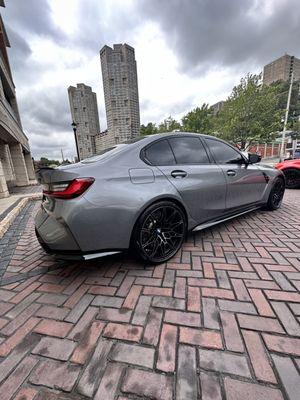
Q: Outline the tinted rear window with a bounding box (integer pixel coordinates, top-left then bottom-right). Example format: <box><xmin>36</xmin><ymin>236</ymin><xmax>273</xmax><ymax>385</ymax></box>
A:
<box><xmin>144</xmin><ymin>139</ymin><xmax>176</xmax><ymax>165</ymax></box>
<box><xmin>169</xmin><ymin>137</ymin><xmax>210</xmax><ymax>164</ymax></box>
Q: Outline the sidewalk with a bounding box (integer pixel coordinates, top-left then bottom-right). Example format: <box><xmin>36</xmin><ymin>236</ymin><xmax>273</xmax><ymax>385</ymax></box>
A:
<box><xmin>0</xmin><ymin>185</ymin><xmax>42</xmax><ymax>238</ymax></box>
<box><xmin>0</xmin><ymin>189</ymin><xmax>299</xmax><ymax>399</ymax></box>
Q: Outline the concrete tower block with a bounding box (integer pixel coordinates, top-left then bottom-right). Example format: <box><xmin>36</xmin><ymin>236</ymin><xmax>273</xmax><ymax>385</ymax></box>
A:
<box><xmin>24</xmin><ymin>152</ymin><xmax>36</xmax><ymax>181</ymax></box>
<box><xmin>9</xmin><ymin>143</ymin><xmax>29</xmax><ymax>186</ymax></box>
<box><xmin>0</xmin><ymin>143</ymin><xmax>15</xmax><ymax>183</ymax></box>
<box><xmin>0</xmin><ymin>158</ymin><xmax>9</xmax><ymax>198</ymax></box>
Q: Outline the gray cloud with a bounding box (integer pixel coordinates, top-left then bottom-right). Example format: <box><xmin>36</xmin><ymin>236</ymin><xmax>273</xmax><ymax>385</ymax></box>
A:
<box><xmin>136</xmin><ymin>0</ymin><xmax>300</xmax><ymax>74</ymax></box>
<box><xmin>18</xmin><ymin>86</ymin><xmax>76</xmax><ymax>159</ymax></box>
<box><xmin>20</xmin><ymin>86</ymin><xmax>71</xmax><ymax>134</ymax></box>
<box><xmin>5</xmin><ymin>26</ymin><xmax>31</xmax><ymax>71</ymax></box>
<box><xmin>70</xmin><ymin>0</ymin><xmax>141</xmax><ymax>54</ymax></box>
<box><xmin>3</xmin><ymin>0</ymin><xmax>300</xmax><ymax>160</ymax></box>
<box><xmin>4</xmin><ymin>0</ymin><xmax>66</xmax><ymax>41</ymax></box>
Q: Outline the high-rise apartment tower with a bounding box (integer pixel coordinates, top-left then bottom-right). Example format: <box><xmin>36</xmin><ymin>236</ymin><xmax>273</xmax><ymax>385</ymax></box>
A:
<box><xmin>263</xmin><ymin>54</ymin><xmax>300</xmax><ymax>86</ymax></box>
<box><xmin>100</xmin><ymin>44</ymin><xmax>140</xmax><ymax>145</ymax></box>
<box><xmin>68</xmin><ymin>83</ymin><xmax>100</xmax><ymax>160</ymax></box>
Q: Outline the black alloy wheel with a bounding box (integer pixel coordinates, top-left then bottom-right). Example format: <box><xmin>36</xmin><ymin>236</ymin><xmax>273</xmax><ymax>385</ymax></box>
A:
<box><xmin>266</xmin><ymin>178</ymin><xmax>285</xmax><ymax>210</ymax></box>
<box><xmin>133</xmin><ymin>201</ymin><xmax>186</xmax><ymax>264</ymax></box>
<box><xmin>284</xmin><ymin>168</ymin><xmax>300</xmax><ymax>189</ymax></box>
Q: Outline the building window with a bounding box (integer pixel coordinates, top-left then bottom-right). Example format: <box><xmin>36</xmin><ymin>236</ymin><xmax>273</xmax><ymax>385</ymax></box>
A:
<box><xmin>126</xmin><ymin>118</ymin><xmax>130</xmax><ymax>124</ymax></box>
<box><xmin>85</xmin><ymin>122</ymin><xmax>88</xmax><ymax>127</ymax></box>
<box><xmin>124</xmin><ymin>99</ymin><xmax>128</xmax><ymax>106</ymax></box>
<box><xmin>113</xmin><ymin>119</ymin><xmax>118</xmax><ymax>125</ymax></box>
<box><xmin>81</xmin><ymin>92</ymin><xmax>84</xmax><ymax>97</ymax></box>
<box><xmin>112</xmin><ymin>100</ymin><xmax>116</xmax><ymax>107</ymax></box>
<box><xmin>122</xmin><ymin>77</ymin><xmax>127</xmax><ymax>84</ymax></box>
<box><xmin>110</xmin><ymin>78</ymin><xmax>114</xmax><ymax>85</ymax></box>
<box><xmin>83</xmin><ymin>107</ymin><xmax>86</xmax><ymax>112</ymax></box>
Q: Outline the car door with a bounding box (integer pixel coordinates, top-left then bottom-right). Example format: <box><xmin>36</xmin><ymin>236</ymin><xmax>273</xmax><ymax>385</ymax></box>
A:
<box><xmin>204</xmin><ymin>137</ymin><xmax>267</xmax><ymax>210</ymax></box>
<box><xmin>143</xmin><ymin>136</ymin><xmax>227</xmax><ymax>223</ymax></box>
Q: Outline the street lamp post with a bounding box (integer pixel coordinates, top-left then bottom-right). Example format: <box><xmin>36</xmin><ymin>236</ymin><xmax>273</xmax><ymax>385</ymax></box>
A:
<box><xmin>71</xmin><ymin>121</ymin><xmax>80</xmax><ymax>162</ymax></box>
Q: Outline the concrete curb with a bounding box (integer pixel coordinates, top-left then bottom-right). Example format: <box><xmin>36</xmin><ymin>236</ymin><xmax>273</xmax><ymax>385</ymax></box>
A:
<box><xmin>0</xmin><ymin>194</ymin><xmax>42</xmax><ymax>239</ymax></box>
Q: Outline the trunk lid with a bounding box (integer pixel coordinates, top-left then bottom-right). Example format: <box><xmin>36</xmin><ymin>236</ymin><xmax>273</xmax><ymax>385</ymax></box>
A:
<box><xmin>36</xmin><ymin>164</ymin><xmax>85</xmax><ymax>185</ymax></box>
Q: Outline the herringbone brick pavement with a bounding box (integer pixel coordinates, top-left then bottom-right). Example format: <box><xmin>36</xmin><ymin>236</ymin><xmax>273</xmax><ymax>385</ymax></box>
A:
<box><xmin>0</xmin><ymin>190</ymin><xmax>299</xmax><ymax>400</ymax></box>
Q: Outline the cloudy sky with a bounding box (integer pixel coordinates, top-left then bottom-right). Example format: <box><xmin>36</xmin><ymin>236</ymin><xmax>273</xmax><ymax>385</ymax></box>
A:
<box><xmin>3</xmin><ymin>0</ymin><xmax>300</xmax><ymax>160</ymax></box>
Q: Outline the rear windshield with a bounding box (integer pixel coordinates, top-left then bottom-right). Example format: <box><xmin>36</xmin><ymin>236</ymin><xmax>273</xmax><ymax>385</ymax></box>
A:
<box><xmin>80</xmin><ymin>136</ymin><xmax>146</xmax><ymax>164</ymax></box>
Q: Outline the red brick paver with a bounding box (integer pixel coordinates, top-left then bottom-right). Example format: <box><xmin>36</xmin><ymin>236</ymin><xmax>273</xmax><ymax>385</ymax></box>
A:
<box><xmin>0</xmin><ymin>190</ymin><xmax>299</xmax><ymax>399</ymax></box>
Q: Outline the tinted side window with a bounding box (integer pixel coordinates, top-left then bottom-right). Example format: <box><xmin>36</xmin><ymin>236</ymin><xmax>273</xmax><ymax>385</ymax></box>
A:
<box><xmin>205</xmin><ymin>139</ymin><xmax>243</xmax><ymax>164</ymax></box>
<box><xmin>168</xmin><ymin>137</ymin><xmax>210</xmax><ymax>164</ymax></box>
<box><xmin>144</xmin><ymin>140</ymin><xmax>176</xmax><ymax>166</ymax></box>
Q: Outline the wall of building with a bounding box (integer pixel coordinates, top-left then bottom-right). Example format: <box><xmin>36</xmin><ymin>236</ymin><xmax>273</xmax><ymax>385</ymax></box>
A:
<box><xmin>100</xmin><ymin>43</ymin><xmax>140</xmax><ymax>146</ymax></box>
<box><xmin>263</xmin><ymin>54</ymin><xmax>300</xmax><ymax>85</ymax></box>
<box><xmin>248</xmin><ymin>143</ymin><xmax>283</xmax><ymax>158</ymax></box>
<box><xmin>68</xmin><ymin>83</ymin><xmax>101</xmax><ymax>160</ymax></box>
<box><xmin>0</xmin><ymin>4</ymin><xmax>35</xmax><ymax>198</ymax></box>
<box><xmin>94</xmin><ymin>130</ymin><xmax>115</xmax><ymax>153</ymax></box>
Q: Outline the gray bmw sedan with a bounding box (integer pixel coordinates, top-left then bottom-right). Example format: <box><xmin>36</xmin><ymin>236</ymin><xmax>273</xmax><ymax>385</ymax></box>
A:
<box><xmin>35</xmin><ymin>133</ymin><xmax>285</xmax><ymax>264</ymax></box>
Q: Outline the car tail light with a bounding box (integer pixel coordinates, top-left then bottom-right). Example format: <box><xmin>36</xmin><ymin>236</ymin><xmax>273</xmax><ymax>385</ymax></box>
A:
<box><xmin>43</xmin><ymin>178</ymin><xmax>95</xmax><ymax>199</ymax></box>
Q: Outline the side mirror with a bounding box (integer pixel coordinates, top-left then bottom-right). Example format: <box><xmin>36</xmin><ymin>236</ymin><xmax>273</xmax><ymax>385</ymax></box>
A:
<box><xmin>248</xmin><ymin>153</ymin><xmax>261</xmax><ymax>164</ymax></box>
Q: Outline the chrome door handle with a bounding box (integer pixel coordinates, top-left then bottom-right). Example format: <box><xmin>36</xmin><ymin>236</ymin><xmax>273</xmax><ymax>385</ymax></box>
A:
<box><xmin>227</xmin><ymin>170</ymin><xmax>236</xmax><ymax>176</ymax></box>
<box><xmin>171</xmin><ymin>170</ymin><xmax>187</xmax><ymax>178</ymax></box>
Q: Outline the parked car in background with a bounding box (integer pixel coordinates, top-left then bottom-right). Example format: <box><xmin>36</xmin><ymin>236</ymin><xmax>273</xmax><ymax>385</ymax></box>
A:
<box><xmin>35</xmin><ymin>133</ymin><xmax>285</xmax><ymax>264</ymax></box>
<box><xmin>275</xmin><ymin>158</ymin><xmax>300</xmax><ymax>188</ymax></box>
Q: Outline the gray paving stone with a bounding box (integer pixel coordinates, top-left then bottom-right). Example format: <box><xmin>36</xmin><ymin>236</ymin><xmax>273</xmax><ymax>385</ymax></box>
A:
<box><xmin>199</xmin><ymin>349</ymin><xmax>251</xmax><ymax>378</ymax></box>
<box><xmin>110</xmin><ymin>342</ymin><xmax>154</xmax><ymax>368</ymax></box>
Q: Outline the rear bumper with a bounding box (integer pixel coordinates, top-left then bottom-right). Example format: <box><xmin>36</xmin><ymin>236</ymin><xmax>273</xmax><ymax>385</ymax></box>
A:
<box><xmin>35</xmin><ymin>228</ymin><xmax>123</xmax><ymax>260</ymax></box>
<box><xmin>35</xmin><ymin>208</ymin><xmax>81</xmax><ymax>252</ymax></box>
<box><xmin>35</xmin><ymin>208</ymin><xmax>124</xmax><ymax>261</ymax></box>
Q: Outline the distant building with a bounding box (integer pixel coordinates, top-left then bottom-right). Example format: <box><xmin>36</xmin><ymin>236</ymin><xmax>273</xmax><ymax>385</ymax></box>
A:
<box><xmin>263</xmin><ymin>54</ymin><xmax>300</xmax><ymax>85</ymax></box>
<box><xmin>211</xmin><ymin>101</ymin><xmax>225</xmax><ymax>115</ymax></box>
<box><xmin>0</xmin><ymin>1</ymin><xmax>35</xmax><ymax>198</ymax></box>
<box><xmin>68</xmin><ymin>83</ymin><xmax>100</xmax><ymax>160</ymax></box>
<box><xmin>100</xmin><ymin>43</ymin><xmax>140</xmax><ymax>146</ymax></box>
<box><xmin>94</xmin><ymin>130</ymin><xmax>112</xmax><ymax>153</ymax></box>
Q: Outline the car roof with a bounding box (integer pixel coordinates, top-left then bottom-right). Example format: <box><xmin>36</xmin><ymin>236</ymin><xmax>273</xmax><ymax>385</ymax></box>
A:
<box><xmin>136</xmin><ymin>132</ymin><xmax>216</xmax><ymax>146</ymax></box>
<box><xmin>145</xmin><ymin>131</ymin><xmax>211</xmax><ymax>139</ymax></box>
<box><xmin>81</xmin><ymin>132</ymin><xmax>225</xmax><ymax>165</ymax></box>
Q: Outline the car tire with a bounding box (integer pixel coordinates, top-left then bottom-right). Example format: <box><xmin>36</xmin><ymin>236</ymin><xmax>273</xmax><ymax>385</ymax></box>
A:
<box><xmin>283</xmin><ymin>168</ymin><xmax>300</xmax><ymax>189</ymax></box>
<box><xmin>265</xmin><ymin>178</ymin><xmax>285</xmax><ymax>210</ymax></box>
<box><xmin>132</xmin><ymin>201</ymin><xmax>187</xmax><ymax>264</ymax></box>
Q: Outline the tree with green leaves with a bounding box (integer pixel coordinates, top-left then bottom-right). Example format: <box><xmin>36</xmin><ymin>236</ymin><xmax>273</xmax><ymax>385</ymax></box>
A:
<box><xmin>214</xmin><ymin>74</ymin><xmax>282</xmax><ymax>149</ymax></box>
<box><xmin>157</xmin><ymin>116</ymin><xmax>181</xmax><ymax>132</ymax></box>
<box><xmin>182</xmin><ymin>103</ymin><xmax>213</xmax><ymax>133</ymax></box>
<box><xmin>272</xmin><ymin>80</ymin><xmax>300</xmax><ymax>131</ymax></box>
<box><xmin>39</xmin><ymin>157</ymin><xmax>60</xmax><ymax>166</ymax></box>
<box><xmin>140</xmin><ymin>122</ymin><xmax>158</xmax><ymax>136</ymax></box>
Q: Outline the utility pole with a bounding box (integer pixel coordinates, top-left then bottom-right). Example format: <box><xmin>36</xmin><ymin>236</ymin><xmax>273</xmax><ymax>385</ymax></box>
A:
<box><xmin>61</xmin><ymin>148</ymin><xmax>64</xmax><ymax>162</ymax></box>
<box><xmin>280</xmin><ymin>72</ymin><xmax>294</xmax><ymax>161</ymax></box>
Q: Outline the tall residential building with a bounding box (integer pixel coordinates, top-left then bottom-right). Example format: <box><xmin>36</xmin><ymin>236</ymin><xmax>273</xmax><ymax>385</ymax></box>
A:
<box><xmin>211</xmin><ymin>100</ymin><xmax>225</xmax><ymax>115</ymax></box>
<box><xmin>100</xmin><ymin>43</ymin><xmax>140</xmax><ymax>146</ymax></box>
<box><xmin>263</xmin><ymin>54</ymin><xmax>300</xmax><ymax>85</ymax></box>
<box><xmin>68</xmin><ymin>83</ymin><xmax>100</xmax><ymax>160</ymax></box>
<box><xmin>0</xmin><ymin>1</ymin><xmax>35</xmax><ymax>198</ymax></box>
